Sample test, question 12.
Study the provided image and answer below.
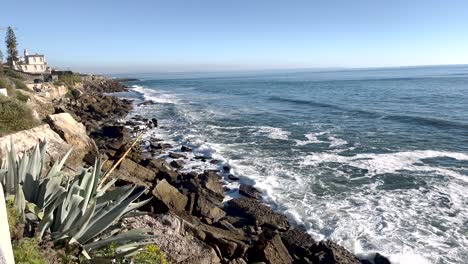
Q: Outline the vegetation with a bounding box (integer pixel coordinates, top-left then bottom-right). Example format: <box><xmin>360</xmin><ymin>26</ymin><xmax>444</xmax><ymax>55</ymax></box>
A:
<box><xmin>5</xmin><ymin>27</ymin><xmax>18</xmax><ymax>66</ymax></box>
<box><xmin>15</xmin><ymin>91</ymin><xmax>29</xmax><ymax>102</ymax></box>
<box><xmin>13</xmin><ymin>238</ymin><xmax>48</xmax><ymax>264</ymax></box>
<box><xmin>0</xmin><ymin>141</ymin><xmax>154</xmax><ymax>262</ymax></box>
<box><xmin>13</xmin><ymin>79</ymin><xmax>29</xmax><ymax>91</ymax></box>
<box><xmin>133</xmin><ymin>245</ymin><xmax>168</xmax><ymax>264</ymax></box>
<box><xmin>58</xmin><ymin>73</ymin><xmax>82</xmax><ymax>87</ymax></box>
<box><xmin>4</xmin><ymin>68</ymin><xmax>25</xmax><ymax>80</ymax></box>
<box><xmin>0</xmin><ymin>49</ymin><xmax>3</xmax><ymax>76</ymax></box>
<box><xmin>0</xmin><ymin>95</ymin><xmax>38</xmax><ymax>135</ymax></box>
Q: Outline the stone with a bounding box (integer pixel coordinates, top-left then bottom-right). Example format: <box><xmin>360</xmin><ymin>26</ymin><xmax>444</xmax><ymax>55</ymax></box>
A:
<box><xmin>169</xmin><ymin>152</ymin><xmax>186</xmax><ymax>159</ymax></box>
<box><xmin>227</xmin><ymin>198</ymin><xmax>289</xmax><ymax>230</ymax></box>
<box><xmin>0</xmin><ymin>124</ymin><xmax>72</xmax><ymax>164</ymax></box>
<box><xmin>374</xmin><ymin>253</ymin><xmax>391</xmax><ymax>264</ymax></box>
<box><xmin>239</xmin><ymin>184</ymin><xmax>261</xmax><ymax>199</ymax></box>
<box><xmin>181</xmin><ymin>145</ymin><xmax>192</xmax><ymax>152</ymax></box>
<box><xmin>250</xmin><ymin>233</ymin><xmax>293</xmax><ymax>264</ymax></box>
<box><xmin>280</xmin><ymin>228</ymin><xmax>316</xmax><ymax>261</ymax></box>
<box><xmin>149</xmin><ymin>158</ymin><xmax>179</xmax><ymax>182</ymax></box>
<box><xmin>118</xmin><ymin>158</ymin><xmax>156</xmax><ymax>182</ymax></box>
<box><xmin>309</xmin><ymin>241</ymin><xmax>361</xmax><ymax>264</ymax></box>
<box><xmin>152</xmin><ymin>179</ymin><xmax>188</xmax><ymax>212</ymax></box>
<box><xmin>46</xmin><ymin>113</ymin><xmax>93</xmax><ymax>160</ymax></box>
<box><xmin>200</xmin><ymin>170</ymin><xmax>224</xmax><ymax>199</ymax></box>
<box><xmin>228</xmin><ymin>174</ymin><xmax>239</xmax><ymax>181</ymax></box>
<box><xmin>170</xmin><ymin>159</ymin><xmax>185</xmax><ymax>169</ymax></box>
<box><xmin>196</xmin><ymin>195</ymin><xmax>226</xmax><ymax>222</ymax></box>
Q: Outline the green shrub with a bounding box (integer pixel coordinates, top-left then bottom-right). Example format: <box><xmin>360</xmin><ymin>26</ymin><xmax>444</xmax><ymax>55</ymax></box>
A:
<box><xmin>0</xmin><ymin>95</ymin><xmax>38</xmax><ymax>135</ymax></box>
<box><xmin>4</xmin><ymin>68</ymin><xmax>25</xmax><ymax>80</ymax></box>
<box><xmin>6</xmin><ymin>199</ymin><xmax>18</xmax><ymax>235</ymax></box>
<box><xmin>13</xmin><ymin>79</ymin><xmax>29</xmax><ymax>91</ymax></box>
<box><xmin>13</xmin><ymin>238</ymin><xmax>48</xmax><ymax>264</ymax></box>
<box><xmin>58</xmin><ymin>73</ymin><xmax>82</xmax><ymax>87</ymax></box>
<box><xmin>16</xmin><ymin>91</ymin><xmax>29</xmax><ymax>102</ymax></box>
<box><xmin>133</xmin><ymin>245</ymin><xmax>168</xmax><ymax>264</ymax></box>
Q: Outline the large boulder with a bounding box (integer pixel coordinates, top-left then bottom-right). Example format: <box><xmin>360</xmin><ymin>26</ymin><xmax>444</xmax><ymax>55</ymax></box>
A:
<box><xmin>46</xmin><ymin>113</ymin><xmax>93</xmax><ymax>160</ymax></box>
<box><xmin>249</xmin><ymin>233</ymin><xmax>293</xmax><ymax>264</ymax></box>
<box><xmin>152</xmin><ymin>179</ymin><xmax>188</xmax><ymax>213</ymax></box>
<box><xmin>281</xmin><ymin>228</ymin><xmax>316</xmax><ymax>261</ymax></box>
<box><xmin>308</xmin><ymin>241</ymin><xmax>361</xmax><ymax>264</ymax></box>
<box><xmin>227</xmin><ymin>197</ymin><xmax>290</xmax><ymax>230</ymax></box>
<box><xmin>0</xmin><ymin>124</ymin><xmax>71</xmax><ymax>163</ymax></box>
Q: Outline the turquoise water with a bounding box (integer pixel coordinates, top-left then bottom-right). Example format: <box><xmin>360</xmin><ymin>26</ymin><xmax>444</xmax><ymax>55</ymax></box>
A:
<box><xmin>116</xmin><ymin>66</ymin><xmax>468</xmax><ymax>264</ymax></box>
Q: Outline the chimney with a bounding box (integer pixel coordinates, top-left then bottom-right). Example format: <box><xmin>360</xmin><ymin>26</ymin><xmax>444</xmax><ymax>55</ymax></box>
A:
<box><xmin>24</xmin><ymin>49</ymin><xmax>29</xmax><ymax>56</ymax></box>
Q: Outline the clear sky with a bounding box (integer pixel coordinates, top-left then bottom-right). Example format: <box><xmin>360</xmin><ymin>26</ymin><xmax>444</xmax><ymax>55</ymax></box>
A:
<box><xmin>2</xmin><ymin>0</ymin><xmax>468</xmax><ymax>73</ymax></box>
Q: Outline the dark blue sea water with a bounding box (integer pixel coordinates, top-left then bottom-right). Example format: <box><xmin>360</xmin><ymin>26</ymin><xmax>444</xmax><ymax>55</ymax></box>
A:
<box><xmin>115</xmin><ymin>66</ymin><xmax>468</xmax><ymax>264</ymax></box>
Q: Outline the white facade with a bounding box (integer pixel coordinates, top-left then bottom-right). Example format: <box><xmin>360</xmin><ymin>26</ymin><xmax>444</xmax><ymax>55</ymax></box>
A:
<box><xmin>13</xmin><ymin>49</ymin><xmax>51</xmax><ymax>74</ymax></box>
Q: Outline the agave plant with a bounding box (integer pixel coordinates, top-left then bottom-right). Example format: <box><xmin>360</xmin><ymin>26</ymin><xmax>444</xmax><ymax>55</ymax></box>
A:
<box><xmin>0</xmin><ymin>139</ymin><xmax>71</xmax><ymax>221</ymax></box>
<box><xmin>1</xmin><ymin>140</ymin><xmax>153</xmax><ymax>259</ymax></box>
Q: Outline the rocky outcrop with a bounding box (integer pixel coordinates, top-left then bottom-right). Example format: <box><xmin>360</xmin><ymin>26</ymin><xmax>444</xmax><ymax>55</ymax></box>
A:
<box><xmin>152</xmin><ymin>179</ymin><xmax>188</xmax><ymax>213</ymax></box>
<box><xmin>308</xmin><ymin>241</ymin><xmax>361</xmax><ymax>264</ymax></box>
<box><xmin>249</xmin><ymin>232</ymin><xmax>293</xmax><ymax>264</ymax></box>
<box><xmin>0</xmin><ymin>124</ymin><xmax>71</xmax><ymax>163</ymax></box>
<box><xmin>46</xmin><ymin>113</ymin><xmax>93</xmax><ymax>162</ymax></box>
<box><xmin>82</xmin><ymin>79</ymin><xmax>128</xmax><ymax>93</ymax></box>
<box><xmin>227</xmin><ymin>197</ymin><xmax>290</xmax><ymax>230</ymax></box>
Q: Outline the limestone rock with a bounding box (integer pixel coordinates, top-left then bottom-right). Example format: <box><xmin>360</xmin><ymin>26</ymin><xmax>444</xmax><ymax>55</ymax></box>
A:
<box><xmin>152</xmin><ymin>179</ymin><xmax>188</xmax><ymax>212</ymax></box>
<box><xmin>227</xmin><ymin>197</ymin><xmax>290</xmax><ymax>230</ymax></box>
<box><xmin>46</xmin><ymin>113</ymin><xmax>93</xmax><ymax>159</ymax></box>
<box><xmin>0</xmin><ymin>124</ymin><xmax>71</xmax><ymax>163</ymax></box>
<box><xmin>250</xmin><ymin>233</ymin><xmax>293</xmax><ymax>264</ymax></box>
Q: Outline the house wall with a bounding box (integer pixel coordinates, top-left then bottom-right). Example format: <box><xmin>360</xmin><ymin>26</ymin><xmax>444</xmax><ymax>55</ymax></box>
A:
<box><xmin>25</xmin><ymin>56</ymin><xmax>45</xmax><ymax>65</ymax></box>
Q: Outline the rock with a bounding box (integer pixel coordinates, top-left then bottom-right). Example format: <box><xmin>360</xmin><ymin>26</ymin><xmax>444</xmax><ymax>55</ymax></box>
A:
<box><xmin>280</xmin><ymin>228</ymin><xmax>316</xmax><ymax>261</ymax></box>
<box><xmin>152</xmin><ymin>179</ymin><xmax>188</xmax><ymax>212</ymax></box>
<box><xmin>169</xmin><ymin>152</ymin><xmax>187</xmax><ymax>159</ymax></box>
<box><xmin>250</xmin><ymin>233</ymin><xmax>293</xmax><ymax>264</ymax></box>
<box><xmin>100</xmin><ymin>125</ymin><xmax>130</xmax><ymax>139</ymax></box>
<box><xmin>227</xmin><ymin>198</ymin><xmax>289</xmax><ymax>230</ymax></box>
<box><xmin>223</xmin><ymin>165</ymin><xmax>231</xmax><ymax>173</ymax></box>
<box><xmin>374</xmin><ymin>253</ymin><xmax>391</xmax><ymax>264</ymax></box>
<box><xmin>46</xmin><ymin>113</ymin><xmax>93</xmax><ymax>160</ymax></box>
<box><xmin>0</xmin><ymin>124</ymin><xmax>72</xmax><ymax>164</ymax></box>
<box><xmin>181</xmin><ymin>145</ymin><xmax>192</xmax><ymax>152</ymax></box>
<box><xmin>170</xmin><ymin>159</ymin><xmax>185</xmax><ymax>169</ymax></box>
<box><xmin>228</xmin><ymin>174</ymin><xmax>239</xmax><ymax>181</ymax></box>
<box><xmin>199</xmin><ymin>170</ymin><xmax>225</xmax><ymax>199</ymax></box>
<box><xmin>118</xmin><ymin>158</ymin><xmax>156</xmax><ymax>182</ymax></box>
<box><xmin>151</xmin><ymin>142</ymin><xmax>172</xmax><ymax>150</ymax></box>
<box><xmin>149</xmin><ymin>158</ymin><xmax>179</xmax><ymax>182</ymax></box>
<box><xmin>239</xmin><ymin>184</ymin><xmax>261</xmax><ymax>199</ymax></box>
<box><xmin>228</xmin><ymin>259</ymin><xmax>247</xmax><ymax>264</ymax></box>
<box><xmin>309</xmin><ymin>241</ymin><xmax>361</xmax><ymax>264</ymax></box>
<box><xmin>195</xmin><ymin>195</ymin><xmax>226</xmax><ymax>223</ymax></box>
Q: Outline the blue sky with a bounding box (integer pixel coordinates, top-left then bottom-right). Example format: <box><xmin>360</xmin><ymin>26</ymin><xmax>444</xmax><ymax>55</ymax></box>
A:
<box><xmin>2</xmin><ymin>0</ymin><xmax>468</xmax><ymax>73</ymax></box>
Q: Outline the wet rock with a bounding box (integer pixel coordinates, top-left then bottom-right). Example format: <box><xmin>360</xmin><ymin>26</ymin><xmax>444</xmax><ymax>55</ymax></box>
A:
<box><xmin>249</xmin><ymin>232</ymin><xmax>293</xmax><ymax>264</ymax></box>
<box><xmin>239</xmin><ymin>184</ymin><xmax>261</xmax><ymax>199</ymax></box>
<box><xmin>169</xmin><ymin>152</ymin><xmax>187</xmax><ymax>159</ymax></box>
<box><xmin>181</xmin><ymin>145</ymin><xmax>192</xmax><ymax>152</ymax></box>
<box><xmin>170</xmin><ymin>159</ymin><xmax>185</xmax><ymax>169</ymax></box>
<box><xmin>228</xmin><ymin>174</ymin><xmax>239</xmax><ymax>181</ymax></box>
<box><xmin>227</xmin><ymin>197</ymin><xmax>289</xmax><ymax>230</ymax></box>
<box><xmin>374</xmin><ymin>253</ymin><xmax>391</xmax><ymax>264</ymax></box>
<box><xmin>151</xmin><ymin>142</ymin><xmax>172</xmax><ymax>150</ymax></box>
<box><xmin>309</xmin><ymin>241</ymin><xmax>361</xmax><ymax>264</ymax></box>
<box><xmin>280</xmin><ymin>228</ymin><xmax>316</xmax><ymax>261</ymax></box>
<box><xmin>152</xmin><ymin>179</ymin><xmax>188</xmax><ymax>212</ymax></box>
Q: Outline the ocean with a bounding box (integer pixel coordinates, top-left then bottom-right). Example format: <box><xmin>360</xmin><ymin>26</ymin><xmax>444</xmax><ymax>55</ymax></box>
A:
<box><xmin>114</xmin><ymin>65</ymin><xmax>468</xmax><ymax>264</ymax></box>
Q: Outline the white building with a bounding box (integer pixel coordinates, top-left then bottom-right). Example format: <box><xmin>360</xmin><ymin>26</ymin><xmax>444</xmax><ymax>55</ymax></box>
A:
<box><xmin>13</xmin><ymin>49</ymin><xmax>51</xmax><ymax>74</ymax></box>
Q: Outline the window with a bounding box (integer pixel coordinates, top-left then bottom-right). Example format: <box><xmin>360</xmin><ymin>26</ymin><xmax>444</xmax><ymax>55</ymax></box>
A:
<box><xmin>41</xmin><ymin>65</ymin><xmax>44</xmax><ymax>69</ymax></box>
<box><xmin>34</xmin><ymin>65</ymin><xmax>37</xmax><ymax>70</ymax></box>
<box><xmin>33</xmin><ymin>57</ymin><xmax>36</xmax><ymax>62</ymax></box>
<box><xmin>40</xmin><ymin>58</ymin><xmax>43</xmax><ymax>62</ymax></box>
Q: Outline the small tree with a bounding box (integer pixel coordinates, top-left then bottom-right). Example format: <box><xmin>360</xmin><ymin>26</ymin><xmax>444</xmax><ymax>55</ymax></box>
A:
<box><xmin>5</xmin><ymin>26</ymin><xmax>18</xmax><ymax>66</ymax></box>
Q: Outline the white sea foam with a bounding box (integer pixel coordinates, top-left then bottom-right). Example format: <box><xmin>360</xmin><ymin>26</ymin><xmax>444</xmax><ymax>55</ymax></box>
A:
<box><xmin>254</xmin><ymin>126</ymin><xmax>291</xmax><ymax>140</ymax></box>
<box><xmin>328</xmin><ymin>136</ymin><xmax>348</xmax><ymax>147</ymax></box>
<box><xmin>301</xmin><ymin>150</ymin><xmax>468</xmax><ymax>182</ymax></box>
<box><xmin>295</xmin><ymin>132</ymin><xmax>327</xmax><ymax>145</ymax></box>
<box><xmin>131</xmin><ymin>85</ymin><xmax>179</xmax><ymax>104</ymax></box>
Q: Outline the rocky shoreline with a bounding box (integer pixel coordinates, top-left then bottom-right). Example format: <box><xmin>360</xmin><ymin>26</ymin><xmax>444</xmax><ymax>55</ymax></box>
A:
<box><xmin>3</xmin><ymin>76</ymin><xmax>392</xmax><ymax>264</ymax></box>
